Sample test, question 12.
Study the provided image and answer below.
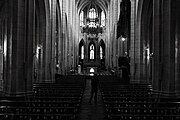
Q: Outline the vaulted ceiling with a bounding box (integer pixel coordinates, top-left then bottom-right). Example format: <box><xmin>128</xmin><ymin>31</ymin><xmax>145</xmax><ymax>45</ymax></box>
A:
<box><xmin>0</xmin><ymin>0</ymin><xmax>5</xmax><ymax>12</ymax></box>
<box><xmin>76</xmin><ymin>0</ymin><xmax>110</xmax><ymax>14</ymax></box>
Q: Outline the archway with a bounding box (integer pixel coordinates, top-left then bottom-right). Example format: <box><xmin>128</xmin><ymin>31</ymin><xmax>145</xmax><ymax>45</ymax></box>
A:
<box><xmin>79</xmin><ymin>39</ymin><xmax>85</xmax><ymax>69</ymax></box>
<box><xmin>117</xmin><ymin>0</ymin><xmax>131</xmax><ymax>55</ymax></box>
<box><xmin>88</xmin><ymin>42</ymin><xmax>96</xmax><ymax>61</ymax></box>
<box><xmin>99</xmin><ymin>40</ymin><xmax>105</xmax><ymax>70</ymax></box>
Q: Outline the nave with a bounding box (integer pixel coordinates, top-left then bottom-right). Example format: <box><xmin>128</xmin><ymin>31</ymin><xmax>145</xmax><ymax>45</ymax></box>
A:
<box><xmin>0</xmin><ymin>75</ymin><xmax>180</xmax><ymax>120</ymax></box>
<box><xmin>0</xmin><ymin>0</ymin><xmax>180</xmax><ymax>119</ymax></box>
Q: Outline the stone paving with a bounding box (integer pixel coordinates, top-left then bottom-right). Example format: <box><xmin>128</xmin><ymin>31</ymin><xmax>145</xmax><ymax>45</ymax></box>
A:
<box><xmin>79</xmin><ymin>78</ymin><xmax>106</xmax><ymax>120</ymax></box>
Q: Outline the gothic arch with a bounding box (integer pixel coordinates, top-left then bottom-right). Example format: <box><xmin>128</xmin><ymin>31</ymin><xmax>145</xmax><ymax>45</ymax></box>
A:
<box><xmin>77</xmin><ymin>0</ymin><xmax>108</xmax><ymax>17</ymax></box>
<box><xmin>79</xmin><ymin>39</ymin><xmax>85</xmax><ymax>60</ymax></box>
<box><xmin>88</xmin><ymin>41</ymin><xmax>96</xmax><ymax>60</ymax></box>
<box><xmin>99</xmin><ymin>39</ymin><xmax>106</xmax><ymax>69</ymax></box>
<box><xmin>118</xmin><ymin>0</ymin><xmax>131</xmax><ymax>53</ymax></box>
<box><xmin>99</xmin><ymin>39</ymin><xmax>105</xmax><ymax>59</ymax></box>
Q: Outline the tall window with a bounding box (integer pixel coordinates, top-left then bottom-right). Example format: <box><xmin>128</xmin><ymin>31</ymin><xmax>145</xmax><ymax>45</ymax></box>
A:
<box><xmin>90</xmin><ymin>44</ymin><xmax>95</xmax><ymax>60</ymax></box>
<box><xmin>88</xmin><ymin>8</ymin><xmax>97</xmax><ymax>28</ymax></box>
<box><xmin>89</xmin><ymin>8</ymin><xmax>97</xmax><ymax>19</ymax></box>
<box><xmin>80</xmin><ymin>11</ymin><xmax>84</xmax><ymax>26</ymax></box>
<box><xmin>101</xmin><ymin>11</ymin><xmax>105</xmax><ymax>27</ymax></box>
<box><xmin>81</xmin><ymin>46</ymin><xmax>84</xmax><ymax>59</ymax></box>
<box><xmin>100</xmin><ymin>46</ymin><xmax>103</xmax><ymax>59</ymax></box>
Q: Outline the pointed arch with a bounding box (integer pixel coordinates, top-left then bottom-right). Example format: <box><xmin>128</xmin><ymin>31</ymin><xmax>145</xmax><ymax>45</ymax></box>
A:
<box><xmin>77</xmin><ymin>0</ymin><xmax>108</xmax><ymax>16</ymax></box>
<box><xmin>90</xmin><ymin>44</ymin><xmax>95</xmax><ymax>60</ymax></box>
<box><xmin>88</xmin><ymin>41</ymin><xmax>96</xmax><ymax>60</ymax></box>
<box><xmin>101</xmin><ymin>10</ymin><xmax>106</xmax><ymax>27</ymax></box>
<box><xmin>99</xmin><ymin>40</ymin><xmax>105</xmax><ymax>60</ymax></box>
<box><xmin>79</xmin><ymin>39</ymin><xmax>85</xmax><ymax>60</ymax></box>
<box><xmin>79</xmin><ymin>10</ymin><xmax>84</xmax><ymax>26</ymax></box>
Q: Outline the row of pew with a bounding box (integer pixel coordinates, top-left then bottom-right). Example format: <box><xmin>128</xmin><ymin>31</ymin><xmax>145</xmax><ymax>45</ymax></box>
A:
<box><xmin>99</xmin><ymin>77</ymin><xmax>180</xmax><ymax>120</ymax></box>
<box><xmin>0</xmin><ymin>75</ymin><xmax>86</xmax><ymax>120</ymax></box>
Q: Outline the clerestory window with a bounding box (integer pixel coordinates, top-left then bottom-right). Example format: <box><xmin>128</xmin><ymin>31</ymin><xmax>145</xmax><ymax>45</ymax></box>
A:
<box><xmin>89</xmin><ymin>8</ymin><xmax>97</xmax><ymax>19</ymax></box>
<box><xmin>80</xmin><ymin>11</ymin><xmax>84</xmax><ymax>26</ymax></box>
<box><xmin>101</xmin><ymin>11</ymin><xmax>105</xmax><ymax>27</ymax></box>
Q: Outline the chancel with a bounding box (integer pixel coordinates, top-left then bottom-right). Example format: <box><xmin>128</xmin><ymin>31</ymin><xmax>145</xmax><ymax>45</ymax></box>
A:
<box><xmin>0</xmin><ymin>0</ymin><xmax>180</xmax><ymax>120</ymax></box>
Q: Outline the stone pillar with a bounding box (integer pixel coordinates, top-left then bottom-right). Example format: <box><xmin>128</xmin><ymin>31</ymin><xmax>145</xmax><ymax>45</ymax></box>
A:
<box><xmin>62</xmin><ymin>0</ymin><xmax>68</xmax><ymax>74</ymax></box>
<box><xmin>130</xmin><ymin>0</ymin><xmax>135</xmax><ymax>82</ymax></box>
<box><xmin>133</xmin><ymin>0</ymin><xmax>141</xmax><ymax>83</ymax></box>
<box><xmin>139</xmin><ymin>0</ymin><xmax>153</xmax><ymax>84</ymax></box>
<box><xmin>175</xmin><ymin>0</ymin><xmax>180</xmax><ymax>96</ymax></box>
<box><xmin>10</xmin><ymin>0</ymin><xmax>28</xmax><ymax>95</ymax></box>
<box><xmin>26</xmin><ymin>0</ymin><xmax>35</xmax><ymax>91</ymax></box>
<box><xmin>56</xmin><ymin>4</ymin><xmax>61</xmax><ymax>74</ymax></box>
<box><xmin>44</xmin><ymin>0</ymin><xmax>51</xmax><ymax>80</ymax></box>
<box><xmin>161</xmin><ymin>0</ymin><xmax>176</xmax><ymax>94</ymax></box>
<box><xmin>4</xmin><ymin>0</ymin><xmax>12</xmax><ymax>94</ymax></box>
<box><xmin>152</xmin><ymin>0</ymin><xmax>161</xmax><ymax>91</ymax></box>
<box><xmin>50</xmin><ymin>0</ymin><xmax>57</xmax><ymax>82</ymax></box>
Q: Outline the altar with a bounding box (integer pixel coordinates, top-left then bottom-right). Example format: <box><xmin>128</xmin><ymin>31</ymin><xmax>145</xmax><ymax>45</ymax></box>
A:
<box><xmin>87</xmin><ymin>67</ymin><xmax>98</xmax><ymax>74</ymax></box>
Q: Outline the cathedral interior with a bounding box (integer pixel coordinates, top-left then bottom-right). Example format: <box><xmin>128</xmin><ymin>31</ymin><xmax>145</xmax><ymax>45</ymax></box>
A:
<box><xmin>0</xmin><ymin>0</ymin><xmax>180</xmax><ymax>120</ymax></box>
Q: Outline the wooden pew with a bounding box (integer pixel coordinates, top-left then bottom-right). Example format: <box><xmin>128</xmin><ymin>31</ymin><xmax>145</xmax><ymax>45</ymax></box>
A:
<box><xmin>0</xmin><ymin>75</ymin><xmax>86</xmax><ymax>120</ymax></box>
<box><xmin>99</xmin><ymin>77</ymin><xmax>180</xmax><ymax>120</ymax></box>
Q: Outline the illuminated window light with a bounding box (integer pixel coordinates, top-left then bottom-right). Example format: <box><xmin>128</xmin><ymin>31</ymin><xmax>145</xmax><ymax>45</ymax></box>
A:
<box><xmin>90</xmin><ymin>68</ymin><xmax>94</xmax><ymax>73</ymax></box>
<box><xmin>3</xmin><ymin>36</ymin><xmax>7</xmax><ymax>57</ymax></box>
<box><xmin>81</xmin><ymin>46</ymin><xmax>84</xmax><ymax>59</ymax></box>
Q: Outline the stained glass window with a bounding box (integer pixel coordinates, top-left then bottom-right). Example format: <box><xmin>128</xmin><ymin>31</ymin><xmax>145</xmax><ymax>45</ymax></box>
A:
<box><xmin>90</xmin><ymin>44</ymin><xmax>95</xmax><ymax>60</ymax></box>
<box><xmin>80</xmin><ymin>11</ymin><xmax>84</xmax><ymax>26</ymax></box>
<box><xmin>81</xmin><ymin>46</ymin><xmax>84</xmax><ymax>59</ymax></box>
<box><xmin>101</xmin><ymin>11</ymin><xmax>105</xmax><ymax>26</ymax></box>
<box><xmin>100</xmin><ymin>46</ymin><xmax>103</xmax><ymax>59</ymax></box>
<box><xmin>89</xmin><ymin>8</ymin><xmax>97</xmax><ymax>19</ymax></box>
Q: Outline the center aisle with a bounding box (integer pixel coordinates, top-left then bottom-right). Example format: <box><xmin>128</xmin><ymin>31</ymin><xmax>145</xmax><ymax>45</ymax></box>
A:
<box><xmin>79</xmin><ymin>78</ymin><xmax>106</xmax><ymax>120</ymax></box>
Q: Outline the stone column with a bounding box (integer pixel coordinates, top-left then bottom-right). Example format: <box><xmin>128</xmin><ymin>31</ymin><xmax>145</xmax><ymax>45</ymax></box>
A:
<box><xmin>129</xmin><ymin>0</ymin><xmax>135</xmax><ymax>82</ymax></box>
<box><xmin>175</xmin><ymin>0</ymin><xmax>180</xmax><ymax>96</ymax></box>
<box><xmin>161</xmin><ymin>0</ymin><xmax>176</xmax><ymax>94</ymax></box>
<box><xmin>56</xmin><ymin>4</ymin><xmax>61</xmax><ymax>74</ymax></box>
<box><xmin>44</xmin><ymin>0</ymin><xmax>51</xmax><ymax>80</ymax></box>
<box><xmin>26</xmin><ymin>0</ymin><xmax>35</xmax><ymax>91</ymax></box>
<box><xmin>4</xmin><ymin>0</ymin><xmax>12</xmax><ymax>94</ymax></box>
<box><xmin>10</xmin><ymin>0</ymin><xmax>27</xmax><ymax>95</ymax></box>
<box><xmin>133</xmin><ymin>0</ymin><xmax>141</xmax><ymax>83</ymax></box>
<box><xmin>152</xmin><ymin>0</ymin><xmax>161</xmax><ymax>91</ymax></box>
<box><xmin>50</xmin><ymin>0</ymin><xmax>57</xmax><ymax>82</ymax></box>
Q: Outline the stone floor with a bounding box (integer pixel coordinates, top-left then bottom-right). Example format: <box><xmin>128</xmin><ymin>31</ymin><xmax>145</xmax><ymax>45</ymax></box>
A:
<box><xmin>79</xmin><ymin>78</ymin><xmax>106</xmax><ymax>120</ymax></box>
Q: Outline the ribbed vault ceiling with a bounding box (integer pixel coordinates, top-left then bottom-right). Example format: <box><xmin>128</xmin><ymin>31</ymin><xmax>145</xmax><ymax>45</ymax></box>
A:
<box><xmin>0</xmin><ymin>0</ymin><xmax>5</xmax><ymax>11</ymax></box>
<box><xmin>76</xmin><ymin>0</ymin><xmax>110</xmax><ymax>13</ymax></box>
